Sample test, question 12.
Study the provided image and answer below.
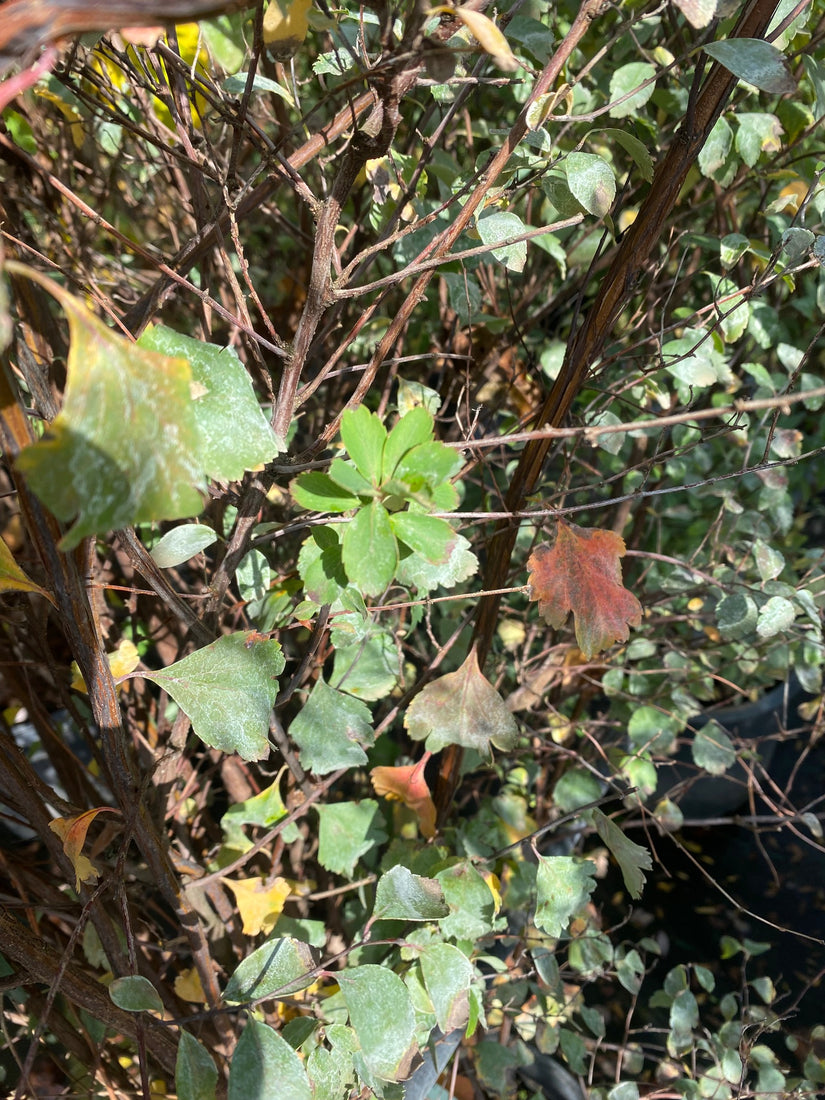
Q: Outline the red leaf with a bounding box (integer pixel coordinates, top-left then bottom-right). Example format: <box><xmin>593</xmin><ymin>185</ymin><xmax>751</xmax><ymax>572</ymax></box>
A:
<box><xmin>371</xmin><ymin>753</ymin><xmax>437</xmax><ymax>838</ymax></box>
<box><xmin>527</xmin><ymin>521</ymin><xmax>642</xmax><ymax>659</ymax></box>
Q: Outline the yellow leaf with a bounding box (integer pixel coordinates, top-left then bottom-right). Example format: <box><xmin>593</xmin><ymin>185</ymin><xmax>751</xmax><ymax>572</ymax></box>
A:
<box><xmin>433</xmin><ymin>6</ymin><xmax>519</xmax><ymax>72</ymax></box>
<box><xmin>223</xmin><ymin>876</ymin><xmax>291</xmax><ymax>936</ymax></box>
<box><xmin>71</xmin><ymin>638</ymin><xmax>140</xmax><ymax>693</ymax></box>
<box><xmin>174</xmin><ymin>967</ymin><xmax>207</xmax><ymax>1004</ymax></box>
<box><xmin>0</xmin><ymin>537</ymin><xmax>56</xmax><ymax>605</ymax></box>
<box><xmin>263</xmin><ymin>0</ymin><xmax>312</xmax><ymax>61</ymax></box>
<box><xmin>50</xmin><ymin>807</ymin><xmax>119</xmax><ymax>891</ymax></box>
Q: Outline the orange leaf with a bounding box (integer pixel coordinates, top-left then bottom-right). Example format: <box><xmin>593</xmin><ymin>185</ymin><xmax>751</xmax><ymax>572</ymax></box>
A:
<box><xmin>49</xmin><ymin>807</ymin><xmax>119</xmax><ymax>891</ymax></box>
<box><xmin>371</xmin><ymin>753</ymin><xmax>437</xmax><ymax>839</ymax></box>
<box><xmin>527</xmin><ymin>521</ymin><xmax>642</xmax><ymax>659</ymax></box>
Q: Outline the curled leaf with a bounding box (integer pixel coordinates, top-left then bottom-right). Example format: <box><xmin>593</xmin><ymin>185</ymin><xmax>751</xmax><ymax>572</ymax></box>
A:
<box><xmin>527</xmin><ymin>521</ymin><xmax>642</xmax><ymax>659</ymax></box>
<box><xmin>371</xmin><ymin>753</ymin><xmax>437</xmax><ymax>838</ymax></box>
<box><xmin>433</xmin><ymin>6</ymin><xmax>519</xmax><ymax>72</ymax></box>
<box><xmin>0</xmin><ymin>537</ymin><xmax>56</xmax><ymax>604</ymax></box>
<box><xmin>50</xmin><ymin>807</ymin><xmax>120</xmax><ymax>891</ymax></box>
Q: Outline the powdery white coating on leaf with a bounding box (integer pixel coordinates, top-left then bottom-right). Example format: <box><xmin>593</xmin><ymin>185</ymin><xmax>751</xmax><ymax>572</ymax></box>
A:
<box><xmin>227</xmin><ymin>1017</ymin><xmax>312</xmax><ymax>1100</ymax></box>
<box><xmin>339</xmin><ymin>965</ymin><xmax>419</xmax><ymax>1081</ymax></box>
<box><xmin>404</xmin><ymin>648</ymin><xmax>519</xmax><ymax>755</ymax></box>
<box><xmin>703</xmin><ymin>38</ymin><xmax>796</xmax><ymax>95</ymax></box>
<box><xmin>527</xmin><ymin>522</ymin><xmax>642</xmax><ymax>659</ymax></box>
<box><xmin>144</xmin><ymin>632</ymin><xmax>284</xmax><ymax>761</ymax></box>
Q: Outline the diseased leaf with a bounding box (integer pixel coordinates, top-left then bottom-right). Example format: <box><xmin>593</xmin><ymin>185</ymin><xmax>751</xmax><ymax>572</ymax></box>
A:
<box><xmin>228</xmin><ymin>1017</ymin><xmax>312</xmax><ymax>1100</ymax></box>
<box><xmin>224</xmin><ymin>935</ymin><xmax>317</xmax><ymax>1004</ymax></box>
<box><xmin>395</xmin><ymin>532</ymin><xmax>478</xmax><ymax>594</ymax></box>
<box><xmin>704</xmin><ymin>38</ymin><xmax>796</xmax><ymax>95</ymax></box>
<box><xmin>476</xmin><ymin>211</ymin><xmax>528</xmax><ymax>272</ymax></box>
<box><xmin>137</xmin><ymin>324</ymin><xmax>282</xmax><ymax>475</ymax></box>
<box><xmin>419</xmin><ymin>943</ymin><xmax>474</xmax><ymax>1033</ymax></box>
<box><xmin>143</xmin><ymin>632</ymin><xmax>284</xmax><ymax>761</ymax></box>
<box><xmin>290</xmin><ymin>677</ymin><xmax>374</xmax><ymax>774</ymax></box>
<box><xmin>673</xmin><ymin>0</ymin><xmax>716</xmax><ymax>29</ymax></box>
<box><xmin>565</xmin><ymin>153</ymin><xmax>616</xmax><ymax>219</ymax></box>
<box><xmin>373</xmin><ymin>865</ymin><xmax>448</xmax><ymax>920</ymax></box>
<box><xmin>527</xmin><ymin>521</ymin><xmax>642</xmax><ymax>659</ymax></box>
<box><xmin>692</xmin><ymin>719</ymin><xmax>737</xmax><ymax>775</ymax></box>
<box><xmin>608</xmin><ymin>62</ymin><xmax>656</xmax><ymax>118</ymax></box>
<box><xmin>534</xmin><ymin>854</ymin><xmax>597</xmax><ymax>939</ymax></box>
<box><xmin>12</xmin><ymin>266</ymin><xmax>204</xmax><ymax>549</ymax></box>
<box><xmin>592</xmin><ymin>809</ymin><xmax>652</xmax><ymax>899</ymax></box>
<box><xmin>404</xmin><ymin>648</ymin><xmax>519</xmax><ymax>755</ymax></box>
<box><xmin>445</xmin><ymin>6</ymin><xmax>519</xmax><ymax>72</ymax></box>
<box><xmin>176</xmin><ymin>1031</ymin><xmax>218</xmax><ymax>1100</ymax></box>
<box><xmin>316</xmin><ymin>800</ymin><xmax>387</xmax><ymax>876</ymax></box>
<box><xmin>339</xmin><ymin>965</ymin><xmax>419</xmax><ymax>1081</ymax></box>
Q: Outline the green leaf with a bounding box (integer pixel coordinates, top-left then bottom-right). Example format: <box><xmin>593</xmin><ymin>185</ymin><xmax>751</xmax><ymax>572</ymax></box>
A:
<box><xmin>341</xmin><ymin>406</ymin><xmax>387</xmax><ymax>484</ymax></box>
<box><xmin>534</xmin><ymin>855</ymin><xmax>596</xmax><ymax>938</ymax></box>
<box><xmin>289</xmin><ymin>677</ymin><xmax>374</xmax><ymax>774</ymax></box>
<box><xmin>565</xmin><ymin>153</ymin><xmax>616</xmax><ymax>218</ymax></box>
<box><xmin>143</xmin><ymin>632</ymin><xmax>284</xmax><ymax>761</ymax></box>
<box><xmin>476</xmin><ymin>211</ymin><xmax>528</xmax><ymax>272</ymax></box>
<box><xmin>597</xmin><ymin>128</ymin><xmax>654</xmax><ymax>182</ymax></box>
<box><xmin>419</xmin><ymin>943</ymin><xmax>474</xmax><ymax>1033</ymax></box>
<box><xmin>0</xmin><ymin>535</ymin><xmax>54</xmax><ymax>602</ymax></box>
<box><xmin>553</xmin><ymin>769</ymin><xmax>604</xmax><ymax>814</ymax></box>
<box><xmin>404</xmin><ymin>649</ymin><xmax>519</xmax><ymax>755</ymax></box>
<box><xmin>436</xmin><ymin>860</ymin><xmax>498</xmax><ymax>940</ymax></box>
<box><xmin>176</xmin><ymin>1030</ymin><xmax>219</xmax><ymax>1100</ymax></box>
<box><xmin>735</xmin><ymin>112</ymin><xmax>783</xmax><ymax>168</ymax></box>
<box><xmin>703</xmin><ymin>38</ymin><xmax>796</xmax><ymax>95</ymax></box>
<box><xmin>608</xmin><ymin>61</ymin><xmax>656</xmax><ymax>118</ymax></box>
<box><xmin>306</xmin><ymin>1046</ymin><xmax>352</xmax><ymax>1100</ymax></box>
<box><xmin>341</xmin><ymin>502</ymin><xmax>398</xmax><ymax>596</ymax></box>
<box><xmin>228</xmin><ymin>1017</ymin><xmax>312</xmax><ymax>1100</ymax></box>
<box><xmin>628</xmin><ymin>706</ymin><xmax>683</xmax><ymax>754</ymax></box>
<box><xmin>138</xmin><ymin>324</ymin><xmax>282</xmax><ymax>476</ymax></box>
<box><xmin>389</xmin><ymin>512</ymin><xmax>455</xmax><ymax>563</ymax></box>
<box><xmin>316</xmin><ymin>800</ymin><xmax>387</xmax><ymax>876</ymax></box>
<box><xmin>756</xmin><ymin>594</ymin><xmax>795</xmax><ymax>638</ymax></box>
<box><xmin>592</xmin><ymin>809</ymin><xmax>652</xmax><ymax>899</ymax></box>
<box><xmin>698</xmin><ymin>115</ymin><xmax>733</xmax><ymax>178</ymax></box>
<box><xmin>710</xmin><ymin>275</ymin><xmax>749</xmax><ymax>343</ymax></box>
<box><xmin>222</xmin><ymin>775</ymin><xmax>292</xmax><ymax>830</ymax></box>
<box><xmin>395</xmin><ymin>533</ymin><xmax>478</xmax><ymax>594</ymax></box>
<box><xmin>373</xmin><ymin>866</ymin><xmax>449</xmax><ymax>921</ymax></box>
<box><xmin>237</xmin><ymin>549</ymin><xmax>271</xmax><ymax>603</ymax></box>
<box><xmin>298</xmin><ymin>526</ymin><xmax>348</xmax><ymax>604</ymax></box>
<box><xmin>222</xmin><ymin>72</ymin><xmax>294</xmax><ymax>103</ymax></box>
<box><xmin>109</xmin><ymin>976</ymin><xmax>163</xmax><ymax>1013</ymax></box>
<box><xmin>395</xmin><ymin>441</ymin><xmax>463</xmax><ymax>492</ymax></box>
<box><xmin>331</xmin><ymin>627</ymin><xmax>397</xmax><ymax>702</ymax></box>
<box><xmin>327</xmin><ymin>458</ymin><xmax>373</xmax><ymax>498</ymax></box>
<box><xmin>339</xmin><ymin>965</ymin><xmax>418</xmax><ymax>1082</ymax></box>
<box><xmin>382</xmin><ymin>407</ymin><xmax>434</xmax><ymax>481</ymax></box>
<box><xmin>716</xmin><ymin>592</ymin><xmax>758</xmax><ymax>640</ymax></box>
<box><xmin>224</xmin><ymin>935</ymin><xmax>317</xmax><ymax>1004</ymax></box>
<box><xmin>291</xmin><ymin>472</ymin><xmax>360</xmax><ymax>513</ymax></box>
<box><xmin>692</xmin><ymin>719</ymin><xmax>737</xmax><ymax>775</ymax></box>
<box><xmin>13</xmin><ymin>269</ymin><xmax>204</xmax><ymax>549</ymax></box>
<box><xmin>150</xmin><ymin>524</ymin><xmax>218</xmax><ymax>568</ymax></box>
<box><xmin>667</xmin><ymin>989</ymin><xmax>699</xmax><ymax>1056</ymax></box>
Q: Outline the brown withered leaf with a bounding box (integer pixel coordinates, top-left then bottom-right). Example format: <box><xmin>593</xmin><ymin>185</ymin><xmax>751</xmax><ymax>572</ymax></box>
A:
<box><xmin>527</xmin><ymin>521</ymin><xmax>642</xmax><ymax>659</ymax></box>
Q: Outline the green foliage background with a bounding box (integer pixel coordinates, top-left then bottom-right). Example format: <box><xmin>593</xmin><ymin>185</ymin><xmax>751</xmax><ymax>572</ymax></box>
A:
<box><xmin>1</xmin><ymin>0</ymin><xmax>825</xmax><ymax>1096</ymax></box>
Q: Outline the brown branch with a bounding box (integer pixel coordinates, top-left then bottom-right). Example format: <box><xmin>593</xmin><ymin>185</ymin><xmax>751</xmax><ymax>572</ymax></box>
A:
<box><xmin>432</xmin><ymin>0</ymin><xmax>787</xmax><ymax>825</ymax></box>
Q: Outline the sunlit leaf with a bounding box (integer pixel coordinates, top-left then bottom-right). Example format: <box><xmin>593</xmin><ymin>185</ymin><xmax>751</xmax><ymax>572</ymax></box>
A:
<box><xmin>436</xmin><ymin>860</ymin><xmax>498</xmax><ymax>940</ymax></box>
<box><xmin>50</xmin><ymin>807</ymin><xmax>120</xmax><ymax>891</ymax></box>
<box><xmin>222</xmin><ymin>875</ymin><xmax>291</xmax><ymax>936</ymax></box>
<box><xmin>704</xmin><ymin>38</ymin><xmax>796</xmax><ymax>95</ymax></box>
<box><xmin>534</xmin><ymin>854</ymin><xmax>597</xmax><ymax>939</ymax></box>
<box><xmin>341</xmin><ymin>406</ymin><xmax>387</xmax><ymax>484</ymax></box>
<box><xmin>137</xmin><ymin>324</ymin><xmax>282</xmax><ymax>475</ymax></box>
<box><xmin>527</xmin><ymin>521</ymin><xmax>642</xmax><ymax>659</ymax></box>
<box><xmin>109</xmin><ymin>975</ymin><xmax>163</xmax><ymax>1014</ymax></box>
<box><xmin>608</xmin><ymin>62</ymin><xmax>656</xmax><ymax>118</ymax></box>
<box><xmin>228</xmin><ymin>1017</ymin><xmax>312</xmax><ymax>1100</ymax></box>
<box><xmin>263</xmin><ymin>0</ymin><xmax>313</xmax><ymax>62</ymax></box>
<box><xmin>174</xmin><ymin>968</ymin><xmax>207</xmax><ymax>1005</ymax></box>
<box><xmin>673</xmin><ymin>0</ymin><xmax>716</xmax><ymax>29</ymax></box>
<box><xmin>143</xmin><ymin>632</ymin><xmax>284</xmax><ymax>761</ymax></box>
<box><xmin>341</xmin><ymin>501</ymin><xmax>397</xmax><ymax>596</ymax></box>
<box><xmin>370</xmin><ymin>753</ymin><xmax>437</xmax><ymax>838</ymax></box>
<box><xmin>339</xmin><ymin>965</ymin><xmax>419</xmax><ymax>1081</ymax></box>
<box><xmin>290</xmin><ymin>677</ymin><xmax>374</xmax><ymax>773</ymax></box>
<box><xmin>419</xmin><ymin>943</ymin><xmax>474</xmax><ymax>1032</ymax></box>
<box><xmin>150</xmin><ymin>523</ymin><xmax>218</xmax><ymax>568</ymax></box>
<box><xmin>373</xmin><ymin>865</ymin><xmax>448</xmax><ymax>920</ymax></box>
<box><xmin>565</xmin><ymin>153</ymin><xmax>616</xmax><ymax>218</ymax></box>
<box><xmin>316</xmin><ymin>800</ymin><xmax>387</xmax><ymax>876</ymax></box>
<box><xmin>11</xmin><ymin>265</ymin><xmax>204</xmax><ymax>548</ymax></box>
<box><xmin>476</xmin><ymin>211</ymin><xmax>528</xmax><ymax>272</ymax></box>
<box><xmin>71</xmin><ymin>637</ymin><xmax>140</xmax><ymax>693</ymax></box>
<box><xmin>176</xmin><ymin>1030</ymin><xmax>218</xmax><ymax>1100</ymax></box>
<box><xmin>389</xmin><ymin>511</ymin><xmax>455</xmax><ymax>563</ymax></box>
<box><xmin>444</xmin><ymin>6</ymin><xmax>519</xmax><ymax>72</ymax></box>
<box><xmin>224</xmin><ymin>935</ymin><xmax>317</xmax><ymax>1004</ymax></box>
<box><xmin>0</xmin><ymin>537</ymin><xmax>55</xmax><ymax>604</ymax></box>
<box><xmin>404</xmin><ymin>648</ymin><xmax>519</xmax><ymax>755</ymax></box>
